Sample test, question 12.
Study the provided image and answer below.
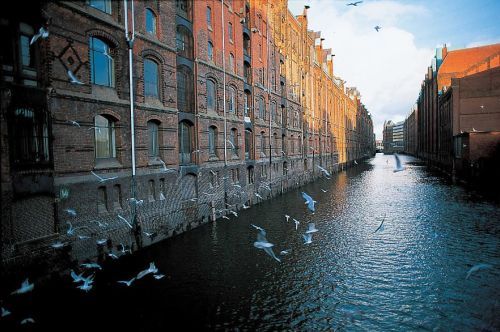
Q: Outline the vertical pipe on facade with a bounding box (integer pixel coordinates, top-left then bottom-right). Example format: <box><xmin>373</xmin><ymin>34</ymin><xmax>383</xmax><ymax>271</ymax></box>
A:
<box><xmin>267</xmin><ymin>0</ymin><xmax>272</xmax><ymax>179</ymax></box>
<box><xmin>124</xmin><ymin>0</ymin><xmax>137</xmax><ymax>225</ymax></box>
<box><xmin>222</xmin><ymin>0</ymin><xmax>227</xmax><ymax>167</ymax></box>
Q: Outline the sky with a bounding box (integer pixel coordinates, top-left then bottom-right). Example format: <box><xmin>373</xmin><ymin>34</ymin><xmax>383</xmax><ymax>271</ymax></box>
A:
<box><xmin>287</xmin><ymin>0</ymin><xmax>500</xmax><ymax>140</ymax></box>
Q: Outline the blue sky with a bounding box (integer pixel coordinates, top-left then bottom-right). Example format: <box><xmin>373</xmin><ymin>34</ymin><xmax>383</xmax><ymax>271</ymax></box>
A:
<box><xmin>287</xmin><ymin>0</ymin><xmax>500</xmax><ymax>139</ymax></box>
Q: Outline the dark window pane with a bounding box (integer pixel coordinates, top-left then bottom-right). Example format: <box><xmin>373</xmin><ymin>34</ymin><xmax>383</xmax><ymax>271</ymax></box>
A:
<box><xmin>90</xmin><ymin>37</ymin><xmax>113</xmax><ymax>87</ymax></box>
<box><xmin>144</xmin><ymin>59</ymin><xmax>159</xmax><ymax>97</ymax></box>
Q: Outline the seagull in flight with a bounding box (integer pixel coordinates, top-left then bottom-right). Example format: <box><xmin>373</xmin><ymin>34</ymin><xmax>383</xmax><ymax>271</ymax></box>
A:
<box><xmin>80</xmin><ymin>262</ymin><xmax>102</xmax><ymax>270</ymax></box>
<box><xmin>158</xmin><ymin>159</ymin><xmax>176</xmax><ymax>173</ymax></box>
<box><xmin>466</xmin><ymin>263</ymin><xmax>493</xmax><ymax>279</ymax></box>
<box><xmin>117</xmin><ymin>277</ymin><xmax>136</xmax><ymax>287</ymax></box>
<box><xmin>285</xmin><ymin>214</ymin><xmax>290</xmax><ymax>222</ymax></box>
<box><xmin>374</xmin><ymin>25</ymin><xmax>382</xmax><ymax>32</ymax></box>
<box><xmin>303</xmin><ymin>233</ymin><xmax>313</xmax><ymax>244</ymax></box>
<box><xmin>67</xmin><ymin>120</ymin><xmax>80</xmax><ymax>127</ymax></box>
<box><xmin>153</xmin><ymin>274</ymin><xmax>165</xmax><ymax>280</ymax></box>
<box><xmin>65</xmin><ymin>208</ymin><xmax>77</xmax><ymax>217</ymax></box>
<box><xmin>30</xmin><ymin>26</ymin><xmax>49</xmax><ymax>45</ymax></box>
<box><xmin>302</xmin><ymin>192</ymin><xmax>316</xmax><ymax>213</ymax></box>
<box><xmin>293</xmin><ymin>218</ymin><xmax>300</xmax><ymax>230</ymax></box>
<box><xmin>251</xmin><ymin>224</ymin><xmax>266</xmax><ymax>235</ymax></box>
<box><xmin>347</xmin><ymin>1</ymin><xmax>362</xmax><ymax>6</ymax></box>
<box><xmin>51</xmin><ymin>241</ymin><xmax>65</xmax><ymax>249</ymax></box>
<box><xmin>393</xmin><ymin>154</ymin><xmax>405</xmax><ymax>172</ymax></box>
<box><xmin>67</xmin><ymin>69</ymin><xmax>84</xmax><ymax>85</ymax></box>
<box><xmin>78</xmin><ymin>234</ymin><xmax>91</xmax><ymax>240</ymax></box>
<box><xmin>119</xmin><ymin>243</ymin><xmax>131</xmax><ymax>255</ymax></box>
<box><xmin>96</xmin><ymin>239</ymin><xmax>107</xmax><ymax>245</ymax></box>
<box><xmin>20</xmin><ymin>318</ymin><xmax>36</xmax><ymax>324</ymax></box>
<box><xmin>321</xmin><ymin>189</ymin><xmax>328</xmax><ymax>193</ymax></box>
<box><xmin>108</xmin><ymin>252</ymin><xmax>119</xmax><ymax>260</ymax></box>
<box><xmin>70</xmin><ymin>270</ymin><xmax>85</xmax><ymax>283</ymax></box>
<box><xmin>317</xmin><ymin>165</ymin><xmax>331</xmax><ymax>178</ymax></box>
<box><xmin>118</xmin><ymin>214</ymin><xmax>133</xmax><ymax>229</ymax></box>
<box><xmin>255</xmin><ymin>193</ymin><xmax>263</xmax><ymax>199</ymax></box>
<box><xmin>280</xmin><ymin>249</ymin><xmax>291</xmax><ymax>255</ymax></box>
<box><xmin>374</xmin><ymin>215</ymin><xmax>386</xmax><ymax>233</ymax></box>
<box><xmin>253</xmin><ymin>232</ymin><xmax>281</xmax><ymax>262</ymax></box>
<box><xmin>137</xmin><ymin>262</ymin><xmax>158</xmax><ymax>280</ymax></box>
<box><xmin>306</xmin><ymin>223</ymin><xmax>318</xmax><ymax>234</ymax></box>
<box><xmin>91</xmin><ymin>170</ymin><xmax>118</xmax><ymax>182</ymax></box>
<box><xmin>11</xmin><ymin>279</ymin><xmax>34</xmax><ymax>295</ymax></box>
<box><xmin>77</xmin><ymin>278</ymin><xmax>93</xmax><ymax>292</ymax></box>
<box><xmin>128</xmin><ymin>197</ymin><xmax>144</xmax><ymax>206</ymax></box>
<box><xmin>354</xmin><ymin>160</ymin><xmax>358</xmax><ymax>165</ymax></box>
<box><xmin>242</xmin><ymin>204</ymin><xmax>250</xmax><ymax>209</ymax></box>
<box><xmin>1</xmin><ymin>307</ymin><xmax>11</xmax><ymax>317</ymax></box>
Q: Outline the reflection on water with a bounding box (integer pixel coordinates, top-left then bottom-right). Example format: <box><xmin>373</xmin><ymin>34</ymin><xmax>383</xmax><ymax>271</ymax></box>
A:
<box><xmin>1</xmin><ymin>154</ymin><xmax>499</xmax><ymax>331</ymax></box>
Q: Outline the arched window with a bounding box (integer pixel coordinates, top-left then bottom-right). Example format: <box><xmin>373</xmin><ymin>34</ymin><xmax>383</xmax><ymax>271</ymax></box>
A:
<box><xmin>271</xmin><ymin>102</ymin><xmax>277</xmax><ymax>123</ymax></box>
<box><xmin>206</xmin><ymin>79</ymin><xmax>216</xmax><ymax>112</ymax></box>
<box><xmin>229</xmin><ymin>53</ymin><xmax>235</xmax><ymax>72</ymax></box>
<box><xmin>178</xmin><ymin>120</ymin><xmax>193</xmax><ymax>164</ymax></box>
<box><xmin>227</xmin><ymin>86</ymin><xmax>236</xmax><ymax>114</ymax></box>
<box><xmin>259</xmin><ymin>97</ymin><xmax>266</xmax><ymax>119</ymax></box>
<box><xmin>177</xmin><ymin>65</ymin><xmax>194</xmax><ymax>112</ymax></box>
<box><xmin>208</xmin><ymin>125</ymin><xmax>217</xmax><ymax>156</ymax></box>
<box><xmin>94</xmin><ymin>115</ymin><xmax>116</xmax><ymax>159</ymax></box>
<box><xmin>144</xmin><ymin>59</ymin><xmax>159</xmax><ymax>98</ymax></box>
<box><xmin>260</xmin><ymin>131</ymin><xmax>266</xmax><ymax>157</ymax></box>
<box><xmin>145</xmin><ymin>8</ymin><xmax>157</xmax><ymax>35</ymax></box>
<box><xmin>208</xmin><ymin>41</ymin><xmax>214</xmax><ymax>61</ymax></box>
<box><xmin>176</xmin><ymin>25</ymin><xmax>193</xmax><ymax>59</ymax></box>
<box><xmin>245</xmin><ymin>129</ymin><xmax>252</xmax><ymax>160</ymax></box>
<box><xmin>244</xmin><ymin>91</ymin><xmax>251</xmax><ymax>117</ymax></box>
<box><xmin>229</xmin><ymin>128</ymin><xmax>238</xmax><ymax>157</ymax></box>
<box><xmin>90</xmin><ymin>37</ymin><xmax>114</xmax><ymax>87</ymax></box>
<box><xmin>147</xmin><ymin>120</ymin><xmax>159</xmax><ymax>158</ymax></box>
<box><xmin>247</xmin><ymin>166</ymin><xmax>254</xmax><ymax>184</ymax></box>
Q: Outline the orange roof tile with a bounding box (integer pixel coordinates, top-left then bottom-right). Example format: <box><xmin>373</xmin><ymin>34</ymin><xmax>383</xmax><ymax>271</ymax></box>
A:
<box><xmin>437</xmin><ymin>43</ymin><xmax>500</xmax><ymax>90</ymax></box>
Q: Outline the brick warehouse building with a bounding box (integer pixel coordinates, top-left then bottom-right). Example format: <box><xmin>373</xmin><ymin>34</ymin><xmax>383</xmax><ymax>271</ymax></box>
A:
<box><xmin>0</xmin><ymin>0</ymin><xmax>374</xmax><ymax>270</ymax></box>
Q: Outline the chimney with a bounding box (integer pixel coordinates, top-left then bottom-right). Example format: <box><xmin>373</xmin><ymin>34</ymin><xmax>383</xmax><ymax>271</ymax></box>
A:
<box><xmin>303</xmin><ymin>5</ymin><xmax>310</xmax><ymax>16</ymax></box>
<box><xmin>442</xmin><ymin>43</ymin><xmax>448</xmax><ymax>59</ymax></box>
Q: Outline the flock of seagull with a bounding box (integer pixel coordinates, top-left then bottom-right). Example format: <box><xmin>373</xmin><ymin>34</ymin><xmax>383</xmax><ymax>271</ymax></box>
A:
<box><xmin>346</xmin><ymin>1</ymin><xmax>382</xmax><ymax>32</ymax></box>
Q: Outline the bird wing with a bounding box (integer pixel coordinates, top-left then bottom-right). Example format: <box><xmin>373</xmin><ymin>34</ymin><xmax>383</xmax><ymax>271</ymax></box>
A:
<box><xmin>263</xmin><ymin>247</ymin><xmax>281</xmax><ymax>262</ymax></box>
<box><xmin>394</xmin><ymin>154</ymin><xmax>402</xmax><ymax>169</ymax></box>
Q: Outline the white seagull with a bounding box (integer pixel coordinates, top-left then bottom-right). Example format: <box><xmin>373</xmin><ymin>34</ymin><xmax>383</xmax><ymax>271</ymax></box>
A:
<box><xmin>80</xmin><ymin>262</ymin><xmax>102</xmax><ymax>270</ymax></box>
<box><xmin>20</xmin><ymin>318</ymin><xmax>35</xmax><ymax>324</ymax></box>
<box><xmin>67</xmin><ymin>69</ymin><xmax>84</xmax><ymax>85</ymax></box>
<box><xmin>251</xmin><ymin>224</ymin><xmax>266</xmax><ymax>235</ymax></box>
<box><xmin>67</xmin><ymin>120</ymin><xmax>80</xmax><ymax>127</ymax></box>
<box><xmin>30</xmin><ymin>26</ymin><xmax>49</xmax><ymax>45</ymax></box>
<box><xmin>118</xmin><ymin>214</ymin><xmax>133</xmax><ymax>229</ymax></box>
<box><xmin>302</xmin><ymin>192</ymin><xmax>316</xmax><ymax>213</ymax></box>
<box><xmin>117</xmin><ymin>277</ymin><xmax>136</xmax><ymax>287</ymax></box>
<box><xmin>136</xmin><ymin>262</ymin><xmax>158</xmax><ymax>280</ymax></box>
<box><xmin>293</xmin><ymin>218</ymin><xmax>300</xmax><ymax>230</ymax></box>
<box><xmin>253</xmin><ymin>232</ymin><xmax>281</xmax><ymax>262</ymax></box>
<box><xmin>70</xmin><ymin>270</ymin><xmax>85</xmax><ymax>283</ymax></box>
<box><xmin>303</xmin><ymin>233</ymin><xmax>313</xmax><ymax>244</ymax></box>
<box><xmin>255</xmin><ymin>193</ymin><xmax>263</xmax><ymax>199</ymax></box>
<box><xmin>65</xmin><ymin>208</ymin><xmax>77</xmax><ymax>217</ymax></box>
<box><xmin>10</xmin><ymin>278</ymin><xmax>34</xmax><ymax>295</ymax></box>
<box><xmin>51</xmin><ymin>241</ymin><xmax>65</xmax><ymax>249</ymax></box>
<box><xmin>317</xmin><ymin>165</ymin><xmax>331</xmax><ymax>178</ymax></box>
<box><xmin>466</xmin><ymin>263</ymin><xmax>493</xmax><ymax>279</ymax></box>
<box><xmin>153</xmin><ymin>274</ymin><xmax>165</xmax><ymax>280</ymax></box>
<box><xmin>1</xmin><ymin>307</ymin><xmax>11</xmax><ymax>317</ymax></box>
<box><xmin>306</xmin><ymin>223</ymin><xmax>318</xmax><ymax>234</ymax></box>
<box><xmin>91</xmin><ymin>170</ymin><xmax>118</xmax><ymax>183</ymax></box>
<box><xmin>393</xmin><ymin>154</ymin><xmax>405</xmax><ymax>172</ymax></box>
<box><xmin>285</xmin><ymin>214</ymin><xmax>290</xmax><ymax>222</ymax></box>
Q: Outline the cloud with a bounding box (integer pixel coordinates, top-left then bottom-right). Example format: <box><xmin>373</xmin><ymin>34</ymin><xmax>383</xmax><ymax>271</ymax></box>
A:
<box><xmin>289</xmin><ymin>0</ymin><xmax>434</xmax><ymax>139</ymax></box>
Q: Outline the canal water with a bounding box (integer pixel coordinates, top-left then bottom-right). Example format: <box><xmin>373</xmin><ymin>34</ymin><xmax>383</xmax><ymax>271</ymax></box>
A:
<box><xmin>2</xmin><ymin>154</ymin><xmax>499</xmax><ymax>331</ymax></box>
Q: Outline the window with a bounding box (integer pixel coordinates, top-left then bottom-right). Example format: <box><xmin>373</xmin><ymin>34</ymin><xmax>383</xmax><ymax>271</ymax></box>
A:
<box><xmin>260</xmin><ymin>131</ymin><xmax>266</xmax><ymax>156</ymax></box>
<box><xmin>283</xmin><ymin>161</ymin><xmax>288</xmax><ymax>175</ymax></box>
<box><xmin>232</xmin><ymin>168</ymin><xmax>240</xmax><ymax>183</ymax></box>
<box><xmin>208</xmin><ymin>41</ymin><xmax>214</xmax><ymax>61</ymax></box>
<box><xmin>98</xmin><ymin>186</ymin><xmax>108</xmax><ymax>213</ymax></box>
<box><xmin>244</xmin><ymin>61</ymin><xmax>251</xmax><ymax>83</ymax></box>
<box><xmin>228</xmin><ymin>22</ymin><xmax>233</xmax><ymax>41</ymax></box>
<box><xmin>208</xmin><ymin>126</ymin><xmax>217</xmax><ymax>156</ymax></box>
<box><xmin>177</xmin><ymin>65</ymin><xmax>194</xmax><ymax>112</ymax></box>
<box><xmin>206</xmin><ymin>79</ymin><xmax>216</xmax><ymax>112</ymax></box>
<box><xmin>95</xmin><ymin>115</ymin><xmax>116</xmax><ymax>159</ymax></box>
<box><xmin>247</xmin><ymin>166</ymin><xmax>254</xmax><ymax>184</ymax></box>
<box><xmin>113</xmin><ymin>184</ymin><xmax>122</xmax><ymax>210</ymax></box>
<box><xmin>176</xmin><ymin>0</ymin><xmax>192</xmax><ymax>21</ymax></box>
<box><xmin>229</xmin><ymin>53</ymin><xmax>235</xmax><ymax>72</ymax></box>
<box><xmin>90</xmin><ymin>37</ymin><xmax>114</xmax><ymax>87</ymax></box>
<box><xmin>148</xmin><ymin>121</ymin><xmax>159</xmax><ymax>158</ymax></box>
<box><xmin>148</xmin><ymin>180</ymin><xmax>155</xmax><ymax>202</ymax></box>
<box><xmin>176</xmin><ymin>25</ymin><xmax>193</xmax><ymax>59</ymax></box>
<box><xmin>159</xmin><ymin>178</ymin><xmax>166</xmax><ymax>200</ymax></box>
<box><xmin>228</xmin><ymin>87</ymin><xmax>236</xmax><ymax>113</ymax></box>
<box><xmin>245</xmin><ymin>129</ymin><xmax>252</xmax><ymax>160</ymax></box>
<box><xmin>271</xmin><ymin>102</ymin><xmax>277</xmax><ymax>123</ymax></box>
<box><xmin>11</xmin><ymin>107</ymin><xmax>50</xmax><ymax>166</ymax></box>
<box><xmin>206</xmin><ymin>6</ymin><xmax>212</xmax><ymax>28</ymax></box>
<box><xmin>88</xmin><ymin>0</ymin><xmax>112</xmax><ymax>14</ymax></box>
<box><xmin>230</xmin><ymin>128</ymin><xmax>238</xmax><ymax>156</ymax></box>
<box><xmin>144</xmin><ymin>59</ymin><xmax>159</xmax><ymax>98</ymax></box>
<box><xmin>259</xmin><ymin>97</ymin><xmax>266</xmax><ymax>119</ymax></box>
<box><xmin>20</xmin><ymin>29</ymin><xmax>34</xmax><ymax>69</ymax></box>
<box><xmin>244</xmin><ymin>92</ymin><xmax>251</xmax><ymax>117</ymax></box>
<box><xmin>145</xmin><ymin>9</ymin><xmax>157</xmax><ymax>35</ymax></box>
<box><xmin>179</xmin><ymin>120</ymin><xmax>193</xmax><ymax>165</ymax></box>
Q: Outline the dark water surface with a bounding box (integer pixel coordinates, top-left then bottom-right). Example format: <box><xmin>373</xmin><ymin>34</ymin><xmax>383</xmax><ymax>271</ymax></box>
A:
<box><xmin>2</xmin><ymin>154</ymin><xmax>500</xmax><ymax>331</ymax></box>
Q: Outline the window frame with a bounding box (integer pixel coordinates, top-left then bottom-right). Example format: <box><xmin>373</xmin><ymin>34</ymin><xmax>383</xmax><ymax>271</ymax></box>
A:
<box><xmin>144</xmin><ymin>58</ymin><xmax>159</xmax><ymax>98</ymax></box>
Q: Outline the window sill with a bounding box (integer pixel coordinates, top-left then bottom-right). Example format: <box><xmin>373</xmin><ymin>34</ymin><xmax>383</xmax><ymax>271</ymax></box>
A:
<box><xmin>94</xmin><ymin>158</ymin><xmax>122</xmax><ymax>170</ymax></box>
